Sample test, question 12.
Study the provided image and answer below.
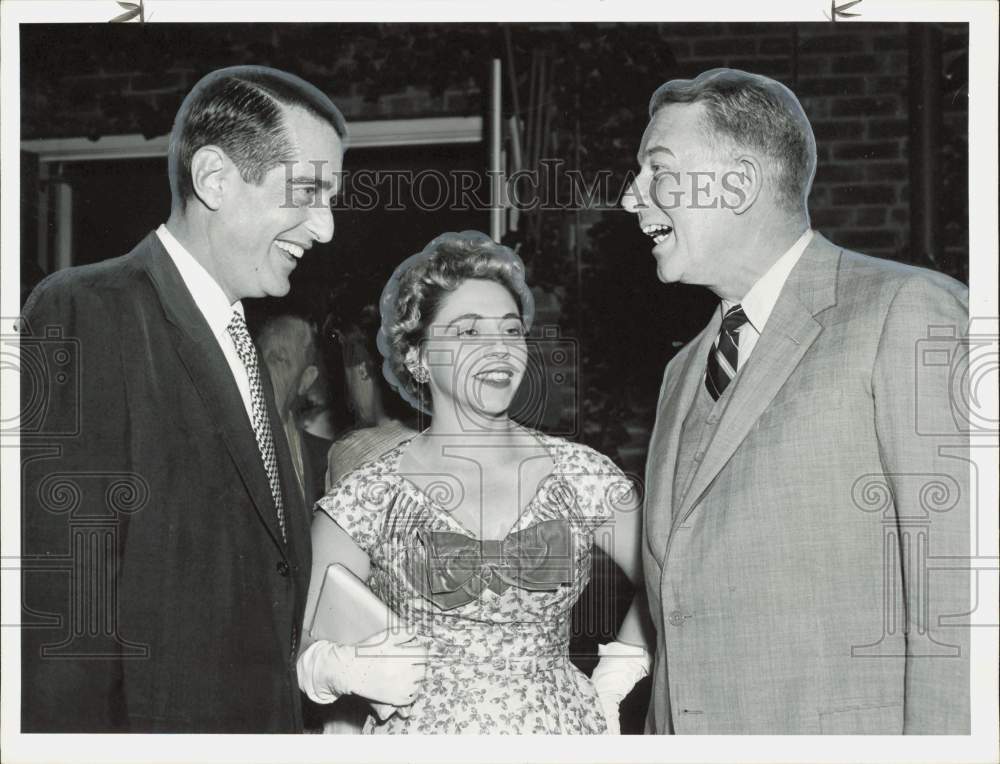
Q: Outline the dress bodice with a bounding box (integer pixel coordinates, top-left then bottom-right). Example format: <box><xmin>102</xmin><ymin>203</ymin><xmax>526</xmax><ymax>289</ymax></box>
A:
<box><xmin>316</xmin><ymin>432</ymin><xmax>633</xmax><ymax>734</ymax></box>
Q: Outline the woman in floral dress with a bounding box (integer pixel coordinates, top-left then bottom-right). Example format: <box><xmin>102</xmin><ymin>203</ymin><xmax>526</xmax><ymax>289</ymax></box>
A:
<box><xmin>296</xmin><ymin>231</ymin><xmax>653</xmax><ymax>734</ymax></box>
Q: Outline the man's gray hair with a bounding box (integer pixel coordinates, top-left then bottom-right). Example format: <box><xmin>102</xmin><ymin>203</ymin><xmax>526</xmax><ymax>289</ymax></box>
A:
<box><xmin>649</xmin><ymin>68</ymin><xmax>816</xmax><ymax>213</ymax></box>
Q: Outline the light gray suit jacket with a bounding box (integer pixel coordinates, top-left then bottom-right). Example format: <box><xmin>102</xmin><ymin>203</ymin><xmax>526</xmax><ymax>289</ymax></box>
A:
<box><xmin>642</xmin><ymin>233</ymin><xmax>970</xmax><ymax>734</ymax></box>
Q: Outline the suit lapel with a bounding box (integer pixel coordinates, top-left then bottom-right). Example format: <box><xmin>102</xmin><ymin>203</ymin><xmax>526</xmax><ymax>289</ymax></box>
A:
<box><xmin>645</xmin><ymin>317</ymin><xmax>721</xmax><ymax>561</ymax></box>
<box><xmin>674</xmin><ymin>233</ymin><xmax>842</xmax><ymax>527</ymax></box>
<box><xmin>136</xmin><ymin>233</ymin><xmax>288</xmax><ymax>554</ymax></box>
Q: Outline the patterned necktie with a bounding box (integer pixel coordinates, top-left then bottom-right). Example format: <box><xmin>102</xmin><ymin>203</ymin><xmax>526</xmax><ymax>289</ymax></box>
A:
<box><xmin>226</xmin><ymin>312</ymin><xmax>286</xmax><ymax>542</ymax></box>
<box><xmin>705</xmin><ymin>304</ymin><xmax>749</xmax><ymax>401</ymax></box>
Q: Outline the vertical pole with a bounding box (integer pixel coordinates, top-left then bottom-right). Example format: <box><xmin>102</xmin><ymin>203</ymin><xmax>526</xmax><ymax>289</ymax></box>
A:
<box><xmin>908</xmin><ymin>24</ymin><xmax>942</xmax><ymax>268</ymax></box>
<box><xmin>489</xmin><ymin>58</ymin><xmax>503</xmax><ymax>243</ymax></box>
<box><xmin>790</xmin><ymin>23</ymin><xmax>799</xmax><ymax>90</ymax></box>
<box><xmin>502</xmin><ymin>26</ymin><xmax>521</xmax><ymax>119</ymax></box>
<box><xmin>507</xmin><ymin>116</ymin><xmax>523</xmax><ymax>233</ymax></box>
<box><xmin>574</xmin><ymin>63</ymin><xmax>584</xmax><ymax>439</ymax></box>
<box><xmin>36</xmin><ymin>161</ymin><xmax>50</xmax><ymax>274</ymax></box>
<box><xmin>53</xmin><ymin>169</ymin><xmax>73</xmax><ymax>271</ymax></box>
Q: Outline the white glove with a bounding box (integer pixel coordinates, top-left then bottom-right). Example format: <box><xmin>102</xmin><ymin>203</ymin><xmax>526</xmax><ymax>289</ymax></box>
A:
<box><xmin>590</xmin><ymin>641</ymin><xmax>651</xmax><ymax>735</ymax></box>
<box><xmin>297</xmin><ymin>627</ymin><xmax>429</xmax><ymax>709</ymax></box>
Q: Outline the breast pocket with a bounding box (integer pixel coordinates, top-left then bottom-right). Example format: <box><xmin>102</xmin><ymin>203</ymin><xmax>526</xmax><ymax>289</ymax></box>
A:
<box><xmin>755</xmin><ymin>388</ymin><xmax>845</xmax><ymax>432</ymax></box>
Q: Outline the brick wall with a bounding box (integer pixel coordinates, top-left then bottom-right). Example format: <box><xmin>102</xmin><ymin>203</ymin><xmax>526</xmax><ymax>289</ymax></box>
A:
<box><xmin>658</xmin><ymin>22</ymin><xmax>967</xmax><ymax>272</ymax></box>
<box><xmin>21</xmin><ymin>22</ymin><xmax>967</xmax><ymax>275</ymax></box>
<box><xmin>20</xmin><ymin>24</ymin><xmax>480</xmax><ymax>140</ymax></box>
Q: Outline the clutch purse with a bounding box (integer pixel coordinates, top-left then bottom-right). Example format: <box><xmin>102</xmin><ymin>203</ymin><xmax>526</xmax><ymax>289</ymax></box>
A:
<box><xmin>308</xmin><ymin>563</ymin><xmax>398</xmax><ymax>645</ymax></box>
<box><xmin>308</xmin><ymin>565</ymin><xmax>408</xmax><ymax>723</ymax></box>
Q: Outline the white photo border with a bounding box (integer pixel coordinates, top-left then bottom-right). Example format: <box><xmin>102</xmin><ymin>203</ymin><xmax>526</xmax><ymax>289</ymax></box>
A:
<box><xmin>1</xmin><ymin>2</ymin><xmax>996</xmax><ymax>763</ymax></box>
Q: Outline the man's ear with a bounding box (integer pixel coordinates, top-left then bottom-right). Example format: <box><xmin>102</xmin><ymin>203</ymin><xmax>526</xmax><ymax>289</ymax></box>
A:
<box><xmin>190</xmin><ymin>145</ymin><xmax>227</xmax><ymax>211</ymax></box>
<box><xmin>723</xmin><ymin>155</ymin><xmax>763</xmax><ymax>215</ymax></box>
<box><xmin>298</xmin><ymin>364</ymin><xmax>319</xmax><ymax>396</ymax></box>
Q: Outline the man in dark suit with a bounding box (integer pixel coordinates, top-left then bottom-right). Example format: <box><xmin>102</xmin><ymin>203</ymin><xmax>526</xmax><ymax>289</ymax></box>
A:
<box><xmin>20</xmin><ymin>66</ymin><xmax>346</xmax><ymax>732</ymax></box>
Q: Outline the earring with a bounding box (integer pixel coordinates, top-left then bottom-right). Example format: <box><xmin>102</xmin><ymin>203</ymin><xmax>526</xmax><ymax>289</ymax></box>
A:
<box><xmin>408</xmin><ymin>364</ymin><xmax>430</xmax><ymax>384</ymax></box>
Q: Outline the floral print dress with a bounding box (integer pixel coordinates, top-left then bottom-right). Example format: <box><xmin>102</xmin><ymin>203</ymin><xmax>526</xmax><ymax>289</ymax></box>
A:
<box><xmin>315</xmin><ymin>432</ymin><xmax>633</xmax><ymax>734</ymax></box>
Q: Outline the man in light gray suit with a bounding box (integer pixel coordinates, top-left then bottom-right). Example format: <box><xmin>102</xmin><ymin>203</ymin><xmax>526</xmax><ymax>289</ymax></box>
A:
<box><xmin>622</xmin><ymin>69</ymin><xmax>969</xmax><ymax>734</ymax></box>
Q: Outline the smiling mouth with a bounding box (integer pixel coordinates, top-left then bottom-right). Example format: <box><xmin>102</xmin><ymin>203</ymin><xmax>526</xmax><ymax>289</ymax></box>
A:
<box><xmin>274</xmin><ymin>240</ymin><xmax>305</xmax><ymax>259</ymax></box>
<box><xmin>642</xmin><ymin>223</ymin><xmax>674</xmax><ymax>245</ymax></box>
<box><xmin>474</xmin><ymin>368</ymin><xmax>515</xmax><ymax>385</ymax></box>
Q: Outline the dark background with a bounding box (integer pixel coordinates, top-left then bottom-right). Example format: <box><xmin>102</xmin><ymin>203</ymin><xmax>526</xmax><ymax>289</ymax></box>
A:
<box><xmin>19</xmin><ymin>21</ymin><xmax>969</xmax><ymax>733</ymax></box>
<box><xmin>20</xmin><ymin>21</ymin><xmax>970</xmax><ymax>474</ymax></box>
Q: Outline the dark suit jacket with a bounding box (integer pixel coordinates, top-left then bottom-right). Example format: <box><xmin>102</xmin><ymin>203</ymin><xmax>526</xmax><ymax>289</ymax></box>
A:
<box><xmin>20</xmin><ymin>232</ymin><xmax>312</xmax><ymax>732</ymax></box>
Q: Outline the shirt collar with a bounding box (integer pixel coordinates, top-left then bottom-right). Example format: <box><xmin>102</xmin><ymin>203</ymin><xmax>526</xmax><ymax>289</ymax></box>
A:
<box><xmin>156</xmin><ymin>224</ymin><xmax>244</xmax><ymax>334</ymax></box>
<box><xmin>723</xmin><ymin>228</ymin><xmax>814</xmax><ymax>333</ymax></box>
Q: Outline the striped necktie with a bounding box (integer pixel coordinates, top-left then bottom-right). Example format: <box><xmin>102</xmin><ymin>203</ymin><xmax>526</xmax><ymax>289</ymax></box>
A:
<box><xmin>226</xmin><ymin>312</ymin><xmax>287</xmax><ymax>542</ymax></box>
<box><xmin>705</xmin><ymin>304</ymin><xmax>749</xmax><ymax>401</ymax></box>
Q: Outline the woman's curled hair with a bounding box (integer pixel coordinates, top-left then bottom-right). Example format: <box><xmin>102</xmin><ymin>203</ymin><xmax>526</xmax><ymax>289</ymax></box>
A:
<box><xmin>377</xmin><ymin>231</ymin><xmax>534</xmax><ymax>414</ymax></box>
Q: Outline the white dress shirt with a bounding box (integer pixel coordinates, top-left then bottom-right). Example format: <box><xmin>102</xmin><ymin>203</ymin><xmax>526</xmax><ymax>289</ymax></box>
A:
<box><xmin>721</xmin><ymin>228</ymin><xmax>815</xmax><ymax>368</ymax></box>
<box><xmin>156</xmin><ymin>224</ymin><xmax>254</xmax><ymax>421</ymax></box>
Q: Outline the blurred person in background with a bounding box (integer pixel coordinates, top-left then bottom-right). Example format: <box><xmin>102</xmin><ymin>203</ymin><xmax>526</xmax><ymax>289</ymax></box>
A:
<box><xmin>324</xmin><ymin>303</ymin><xmax>418</xmax><ymax>489</ymax></box>
<box><xmin>256</xmin><ymin>313</ymin><xmax>329</xmax><ymax>512</ymax></box>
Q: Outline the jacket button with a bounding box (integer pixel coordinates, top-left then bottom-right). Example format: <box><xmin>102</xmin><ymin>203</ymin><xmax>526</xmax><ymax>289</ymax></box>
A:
<box><xmin>276</xmin><ymin>560</ymin><xmax>290</xmax><ymax>577</ymax></box>
<box><xmin>668</xmin><ymin>610</ymin><xmax>687</xmax><ymax>627</ymax></box>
